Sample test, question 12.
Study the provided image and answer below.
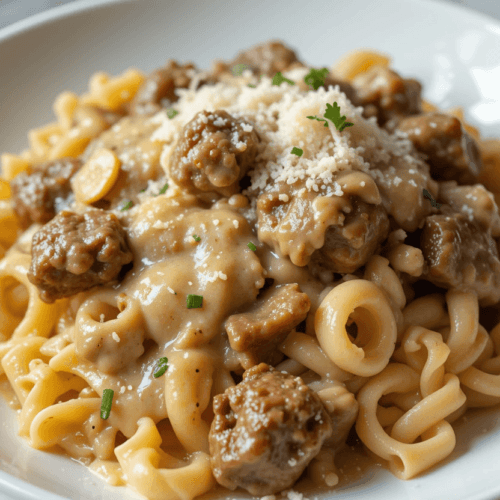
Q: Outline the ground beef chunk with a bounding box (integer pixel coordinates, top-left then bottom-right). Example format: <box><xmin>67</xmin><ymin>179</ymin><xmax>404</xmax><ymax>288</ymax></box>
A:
<box><xmin>28</xmin><ymin>210</ymin><xmax>133</xmax><ymax>303</ymax></box>
<box><xmin>352</xmin><ymin>66</ymin><xmax>422</xmax><ymax>127</ymax></box>
<box><xmin>169</xmin><ymin>110</ymin><xmax>260</xmax><ymax>196</ymax></box>
<box><xmin>11</xmin><ymin>158</ymin><xmax>81</xmax><ymax>228</ymax></box>
<box><xmin>397</xmin><ymin>113</ymin><xmax>482</xmax><ymax>184</ymax></box>
<box><xmin>439</xmin><ymin>181</ymin><xmax>500</xmax><ymax>236</ymax></box>
<box><xmin>225</xmin><ymin>284</ymin><xmax>310</xmax><ymax>369</ymax></box>
<box><xmin>309</xmin><ymin>199</ymin><xmax>390</xmax><ymax>274</ymax></box>
<box><xmin>421</xmin><ymin>211</ymin><xmax>500</xmax><ymax>305</ymax></box>
<box><xmin>209</xmin><ymin>363</ymin><xmax>331</xmax><ymax>496</ymax></box>
<box><xmin>230</xmin><ymin>40</ymin><xmax>302</xmax><ymax>76</ymax></box>
<box><xmin>130</xmin><ymin>60</ymin><xmax>195</xmax><ymax>115</ymax></box>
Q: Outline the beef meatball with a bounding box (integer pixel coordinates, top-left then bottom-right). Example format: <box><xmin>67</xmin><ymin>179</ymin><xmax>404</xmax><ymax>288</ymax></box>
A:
<box><xmin>421</xmin><ymin>211</ymin><xmax>500</xmax><ymax>305</ymax></box>
<box><xmin>397</xmin><ymin>112</ymin><xmax>482</xmax><ymax>184</ymax></box>
<box><xmin>169</xmin><ymin>110</ymin><xmax>260</xmax><ymax>196</ymax></box>
<box><xmin>28</xmin><ymin>210</ymin><xmax>133</xmax><ymax>302</ymax></box>
<box><xmin>130</xmin><ymin>60</ymin><xmax>195</xmax><ymax>115</ymax></box>
<box><xmin>209</xmin><ymin>363</ymin><xmax>332</xmax><ymax>496</ymax></box>
<box><xmin>11</xmin><ymin>158</ymin><xmax>81</xmax><ymax>228</ymax></box>
<box><xmin>231</xmin><ymin>40</ymin><xmax>302</xmax><ymax>76</ymax></box>
<box><xmin>352</xmin><ymin>66</ymin><xmax>422</xmax><ymax>127</ymax></box>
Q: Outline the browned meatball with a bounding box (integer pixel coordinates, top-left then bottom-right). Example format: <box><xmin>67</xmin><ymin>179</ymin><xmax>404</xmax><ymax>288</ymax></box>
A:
<box><xmin>352</xmin><ymin>66</ymin><xmax>422</xmax><ymax>127</ymax></box>
<box><xmin>397</xmin><ymin>113</ymin><xmax>482</xmax><ymax>184</ymax></box>
<box><xmin>231</xmin><ymin>40</ymin><xmax>302</xmax><ymax>76</ymax></box>
<box><xmin>11</xmin><ymin>158</ymin><xmax>81</xmax><ymax>228</ymax></box>
<box><xmin>421</xmin><ymin>211</ymin><xmax>500</xmax><ymax>305</ymax></box>
<box><xmin>310</xmin><ymin>199</ymin><xmax>390</xmax><ymax>274</ymax></box>
<box><xmin>169</xmin><ymin>110</ymin><xmax>260</xmax><ymax>196</ymax></box>
<box><xmin>130</xmin><ymin>60</ymin><xmax>196</xmax><ymax>115</ymax></box>
<box><xmin>28</xmin><ymin>210</ymin><xmax>133</xmax><ymax>303</ymax></box>
<box><xmin>225</xmin><ymin>283</ymin><xmax>311</xmax><ymax>369</ymax></box>
<box><xmin>209</xmin><ymin>363</ymin><xmax>332</xmax><ymax>496</ymax></box>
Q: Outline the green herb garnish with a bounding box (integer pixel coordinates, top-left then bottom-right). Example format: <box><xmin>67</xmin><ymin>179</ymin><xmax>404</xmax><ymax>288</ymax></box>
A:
<box><xmin>166</xmin><ymin>108</ymin><xmax>178</xmax><ymax>119</ymax></box>
<box><xmin>158</xmin><ymin>183</ymin><xmax>169</xmax><ymax>195</ymax></box>
<box><xmin>121</xmin><ymin>200</ymin><xmax>134</xmax><ymax>211</ymax></box>
<box><xmin>100</xmin><ymin>389</ymin><xmax>114</xmax><ymax>420</ymax></box>
<box><xmin>192</xmin><ymin>234</ymin><xmax>201</xmax><ymax>242</ymax></box>
<box><xmin>272</xmin><ymin>72</ymin><xmax>295</xmax><ymax>86</ymax></box>
<box><xmin>247</xmin><ymin>84</ymin><xmax>257</xmax><ymax>88</ymax></box>
<box><xmin>187</xmin><ymin>294</ymin><xmax>203</xmax><ymax>309</ymax></box>
<box><xmin>232</xmin><ymin>64</ymin><xmax>248</xmax><ymax>76</ymax></box>
<box><xmin>307</xmin><ymin>102</ymin><xmax>354</xmax><ymax>132</ymax></box>
<box><xmin>291</xmin><ymin>147</ymin><xmax>303</xmax><ymax>157</ymax></box>
<box><xmin>304</xmin><ymin>68</ymin><xmax>329</xmax><ymax>90</ymax></box>
<box><xmin>140</xmin><ymin>188</ymin><xmax>146</xmax><ymax>193</ymax></box>
<box><xmin>423</xmin><ymin>189</ymin><xmax>442</xmax><ymax>209</ymax></box>
<box><xmin>153</xmin><ymin>357</ymin><xmax>169</xmax><ymax>378</ymax></box>
<box><xmin>247</xmin><ymin>242</ymin><xmax>257</xmax><ymax>251</ymax></box>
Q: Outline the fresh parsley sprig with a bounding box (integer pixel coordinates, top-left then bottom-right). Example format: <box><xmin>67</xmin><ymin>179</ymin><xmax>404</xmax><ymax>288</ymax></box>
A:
<box><xmin>232</xmin><ymin>64</ymin><xmax>248</xmax><ymax>76</ymax></box>
<box><xmin>153</xmin><ymin>357</ymin><xmax>169</xmax><ymax>378</ymax></box>
<box><xmin>272</xmin><ymin>72</ymin><xmax>295</xmax><ymax>86</ymax></box>
<box><xmin>307</xmin><ymin>102</ymin><xmax>354</xmax><ymax>132</ymax></box>
<box><xmin>100</xmin><ymin>389</ymin><xmax>114</xmax><ymax>420</ymax></box>
<box><xmin>291</xmin><ymin>147</ymin><xmax>303</xmax><ymax>157</ymax></box>
<box><xmin>304</xmin><ymin>68</ymin><xmax>329</xmax><ymax>90</ymax></box>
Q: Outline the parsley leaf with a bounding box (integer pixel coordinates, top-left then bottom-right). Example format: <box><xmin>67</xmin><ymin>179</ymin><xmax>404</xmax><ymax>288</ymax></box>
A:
<box><xmin>307</xmin><ymin>101</ymin><xmax>354</xmax><ymax>132</ymax></box>
<box><xmin>100</xmin><ymin>389</ymin><xmax>114</xmax><ymax>420</ymax></box>
<box><xmin>166</xmin><ymin>108</ymin><xmax>178</xmax><ymax>119</ymax></box>
<box><xmin>247</xmin><ymin>84</ymin><xmax>257</xmax><ymax>88</ymax></box>
<box><xmin>291</xmin><ymin>147</ymin><xmax>303</xmax><ymax>157</ymax></box>
<box><xmin>192</xmin><ymin>234</ymin><xmax>201</xmax><ymax>242</ymax></box>
<box><xmin>304</xmin><ymin>68</ymin><xmax>329</xmax><ymax>90</ymax></box>
<box><xmin>306</xmin><ymin>115</ymin><xmax>329</xmax><ymax>127</ymax></box>
<box><xmin>324</xmin><ymin>102</ymin><xmax>354</xmax><ymax>132</ymax></box>
<box><xmin>232</xmin><ymin>64</ymin><xmax>248</xmax><ymax>76</ymax></box>
<box><xmin>158</xmin><ymin>182</ymin><xmax>169</xmax><ymax>195</ymax></box>
<box><xmin>247</xmin><ymin>242</ymin><xmax>257</xmax><ymax>251</ymax></box>
<box><xmin>153</xmin><ymin>357</ymin><xmax>169</xmax><ymax>378</ymax></box>
<box><xmin>272</xmin><ymin>72</ymin><xmax>295</xmax><ymax>86</ymax></box>
<box><xmin>120</xmin><ymin>200</ymin><xmax>134</xmax><ymax>211</ymax></box>
<box><xmin>187</xmin><ymin>294</ymin><xmax>203</xmax><ymax>309</ymax></box>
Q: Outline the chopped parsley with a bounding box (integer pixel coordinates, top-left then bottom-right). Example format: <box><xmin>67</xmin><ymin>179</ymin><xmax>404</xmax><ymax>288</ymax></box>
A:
<box><xmin>100</xmin><ymin>389</ymin><xmax>114</xmax><ymax>420</ymax></box>
<box><xmin>291</xmin><ymin>147</ymin><xmax>303</xmax><ymax>157</ymax></box>
<box><xmin>166</xmin><ymin>108</ymin><xmax>178</xmax><ymax>119</ymax></box>
<box><xmin>423</xmin><ymin>189</ymin><xmax>442</xmax><ymax>209</ymax></box>
<box><xmin>247</xmin><ymin>242</ymin><xmax>257</xmax><ymax>251</ymax></box>
<box><xmin>187</xmin><ymin>294</ymin><xmax>203</xmax><ymax>309</ymax></box>
<box><xmin>307</xmin><ymin>102</ymin><xmax>354</xmax><ymax>132</ymax></box>
<box><xmin>192</xmin><ymin>234</ymin><xmax>201</xmax><ymax>242</ymax></box>
<box><xmin>140</xmin><ymin>188</ymin><xmax>146</xmax><ymax>193</ymax></box>
<box><xmin>158</xmin><ymin>182</ymin><xmax>169</xmax><ymax>195</ymax></box>
<box><xmin>153</xmin><ymin>357</ymin><xmax>169</xmax><ymax>378</ymax></box>
<box><xmin>272</xmin><ymin>72</ymin><xmax>295</xmax><ymax>86</ymax></box>
<box><xmin>232</xmin><ymin>64</ymin><xmax>248</xmax><ymax>76</ymax></box>
<box><xmin>304</xmin><ymin>68</ymin><xmax>329</xmax><ymax>90</ymax></box>
<box><xmin>247</xmin><ymin>83</ymin><xmax>257</xmax><ymax>88</ymax></box>
<box><xmin>120</xmin><ymin>200</ymin><xmax>134</xmax><ymax>211</ymax></box>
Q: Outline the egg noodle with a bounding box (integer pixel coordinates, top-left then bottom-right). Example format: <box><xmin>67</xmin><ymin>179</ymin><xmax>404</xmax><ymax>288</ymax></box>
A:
<box><xmin>1</xmin><ymin>46</ymin><xmax>500</xmax><ymax>499</ymax></box>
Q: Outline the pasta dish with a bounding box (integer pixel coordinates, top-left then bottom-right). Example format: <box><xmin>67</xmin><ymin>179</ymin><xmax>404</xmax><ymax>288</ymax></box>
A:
<box><xmin>1</xmin><ymin>40</ymin><xmax>500</xmax><ymax>499</ymax></box>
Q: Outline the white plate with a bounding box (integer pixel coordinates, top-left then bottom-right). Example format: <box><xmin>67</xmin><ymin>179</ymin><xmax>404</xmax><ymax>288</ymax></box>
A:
<box><xmin>1</xmin><ymin>0</ymin><xmax>500</xmax><ymax>499</ymax></box>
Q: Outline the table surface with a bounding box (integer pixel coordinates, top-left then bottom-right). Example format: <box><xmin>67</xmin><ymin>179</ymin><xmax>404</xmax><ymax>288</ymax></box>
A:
<box><xmin>1</xmin><ymin>0</ymin><xmax>500</xmax><ymax>30</ymax></box>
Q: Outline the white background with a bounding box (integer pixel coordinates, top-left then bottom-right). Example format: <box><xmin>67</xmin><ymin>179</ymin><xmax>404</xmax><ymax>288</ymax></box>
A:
<box><xmin>1</xmin><ymin>0</ymin><xmax>500</xmax><ymax>30</ymax></box>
